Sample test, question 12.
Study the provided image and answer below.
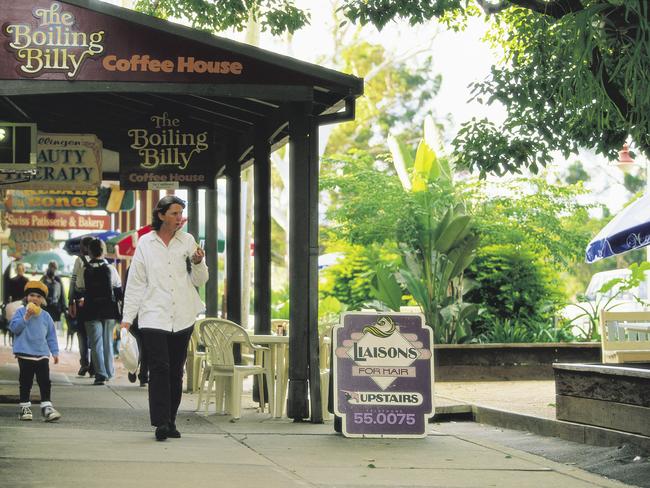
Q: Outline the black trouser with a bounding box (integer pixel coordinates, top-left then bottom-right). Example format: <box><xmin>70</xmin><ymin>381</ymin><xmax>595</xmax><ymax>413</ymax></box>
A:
<box><xmin>18</xmin><ymin>358</ymin><xmax>51</xmax><ymax>403</ymax></box>
<box><xmin>141</xmin><ymin>326</ymin><xmax>193</xmax><ymax>427</ymax></box>
<box><xmin>77</xmin><ymin>319</ymin><xmax>90</xmax><ymax>367</ymax></box>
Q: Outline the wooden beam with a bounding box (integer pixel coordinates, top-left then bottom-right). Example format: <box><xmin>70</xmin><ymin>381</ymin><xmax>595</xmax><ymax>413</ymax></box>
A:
<box><xmin>226</xmin><ymin>153</ymin><xmax>242</xmax><ymax>324</ymax></box>
<box><xmin>0</xmin><ymin>82</ymin><xmax>315</xmax><ymax>100</ymax></box>
<box><xmin>253</xmin><ymin>126</ymin><xmax>272</xmax><ymax>335</ymax></box>
<box><xmin>307</xmin><ymin>117</ymin><xmax>323</xmax><ymax>423</ymax></box>
<box><xmin>287</xmin><ymin>101</ymin><xmax>312</xmax><ymax>421</ymax></box>
<box><xmin>205</xmin><ymin>185</ymin><xmax>219</xmax><ymax>317</ymax></box>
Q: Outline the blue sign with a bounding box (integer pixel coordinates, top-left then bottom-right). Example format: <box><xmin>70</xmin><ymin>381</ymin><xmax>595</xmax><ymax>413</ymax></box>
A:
<box><xmin>333</xmin><ymin>312</ymin><xmax>434</xmax><ymax>438</ymax></box>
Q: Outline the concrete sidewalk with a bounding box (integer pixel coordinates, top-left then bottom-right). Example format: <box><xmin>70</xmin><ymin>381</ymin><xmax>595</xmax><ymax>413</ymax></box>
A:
<box><xmin>0</xmin><ymin>342</ymin><xmax>644</xmax><ymax>488</ymax></box>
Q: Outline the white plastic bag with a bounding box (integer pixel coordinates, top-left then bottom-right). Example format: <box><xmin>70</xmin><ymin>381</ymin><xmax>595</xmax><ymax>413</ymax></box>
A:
<box><xmin>119</xmin><ymin>328</ymin><xmax>139</xmax><ymax>374</ymax></box>
<box><xmin>5</xmin><ymin>300</ymin><xmax>23</xmax><ymax>321</ymax></box>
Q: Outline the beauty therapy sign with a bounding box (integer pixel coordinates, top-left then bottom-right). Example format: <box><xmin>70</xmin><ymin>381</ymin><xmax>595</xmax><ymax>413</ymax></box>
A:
<box><xmin>0</xmin><ymin>1</ymin><xmax>314</xmax><ymax>84</ymax></box>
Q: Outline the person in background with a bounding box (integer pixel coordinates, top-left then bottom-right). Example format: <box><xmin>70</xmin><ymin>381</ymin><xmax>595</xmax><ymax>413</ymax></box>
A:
<box><xmin>76</xmin><ymin>239</ymin><xmax>122</xmax><ymax>386</ymax></box>
<box><xmin>6</xmin><ymin>263</ymin><xmax>29</xmax><ymax>303</ymax></box>
<box><xmin>69</xmin><ymin>236</ymin><xmax>94</xmax><ymax>377</ymax></box>
<box><xmin>41</xmin><ymin>261</ymin><xmax>67</xmax><ymax>335</ymax></box>
<box><xmin>121</xmin><ymin>195</ymin><xmax>207</xmax><ymax>441</ymax></box>
<box><xmin>9</xmin><ymin>281</ymin><xmax>61</xmax><ymax>422</ymax></box>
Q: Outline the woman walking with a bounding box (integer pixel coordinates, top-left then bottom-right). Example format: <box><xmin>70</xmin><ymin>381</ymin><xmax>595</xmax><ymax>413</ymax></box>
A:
<box><xmin>120</xmin><ymin>195</ymin><xmax>208</xmax><ymax>441</ymax></box>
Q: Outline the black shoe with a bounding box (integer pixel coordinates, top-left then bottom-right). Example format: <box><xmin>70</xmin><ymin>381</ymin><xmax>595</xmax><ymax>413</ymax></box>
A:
<box><xmin>139</xmin><ymin>380</ymin><xmax>148</xmax><ymax>387</ymax></box>
<box><xmin>155</xmin><ymin>425</ymin><xmax>169</xmax><ymax>441</ymax></box>
<box><xmin>93</xmin><ymin>376</ymin><xmax>106</xmax><ymax>385</ymax></box>
<box><xmin>77</xmin><ymin>366</ymin><xmax>89</xmax><ymax>376</ymax></box>
<box><xmin>168</xmin><ymin>423</ymin><xmax>181</xmax><ymax>438</ymax></box>
<box><xmin>127</xmin><ymin>372</ymin><xmax>137</xmax><ymax>383</ymax></box>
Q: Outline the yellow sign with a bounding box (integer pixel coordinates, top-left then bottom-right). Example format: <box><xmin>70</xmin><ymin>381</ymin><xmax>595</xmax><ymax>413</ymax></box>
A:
<box><xmin>3</xmin><ymin>133</ymin><xmax>102</xmax><ymax>190</ymax></box>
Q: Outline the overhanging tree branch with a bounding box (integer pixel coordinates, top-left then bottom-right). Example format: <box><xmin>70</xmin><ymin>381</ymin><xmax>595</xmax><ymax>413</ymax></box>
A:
<box><xmin>479</xmin><ymin>0</ymin><xmax>585</xmax><ymax>19</ymax></box>
<box><xmin>590</xmin><ymin>46</ymin><xmax>631</xmax><ymax>120</ymax></box>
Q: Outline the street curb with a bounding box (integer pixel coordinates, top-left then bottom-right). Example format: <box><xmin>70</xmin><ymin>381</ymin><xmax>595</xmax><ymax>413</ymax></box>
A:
<box><xmin>469</xmin><ymin>405</ymin><xmax>650</xmax><ymax>452</ymax></box>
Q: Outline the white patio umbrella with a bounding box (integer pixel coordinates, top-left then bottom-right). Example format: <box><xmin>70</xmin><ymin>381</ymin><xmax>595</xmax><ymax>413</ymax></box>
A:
<box><xmin>586</xmin><ymin>193</ymin><xmax>650</xmax><ymax>263</ymax></box>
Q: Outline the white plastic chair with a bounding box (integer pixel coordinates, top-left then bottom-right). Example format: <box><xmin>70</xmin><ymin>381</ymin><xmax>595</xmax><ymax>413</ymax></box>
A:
<box><xmin>195</xmin><ymin>318</ymin><xmax>273</xmax><ymax>419</ymax></box>
<box><xmin>186</xmin><ymin>327</ymin><xmax>206</xmax><ymax>393</ymax></box>
<box><xmin>319</xmin><ymin>326</ymin><xmax>333</xmax><ymax>420</ymax></box>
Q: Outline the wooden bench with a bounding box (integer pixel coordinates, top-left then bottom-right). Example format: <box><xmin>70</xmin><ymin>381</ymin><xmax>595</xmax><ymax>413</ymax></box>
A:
<box><xmin>600</xmin><ymin>311</ymin><xmax>650</xmax><ymax>363</ymax></box>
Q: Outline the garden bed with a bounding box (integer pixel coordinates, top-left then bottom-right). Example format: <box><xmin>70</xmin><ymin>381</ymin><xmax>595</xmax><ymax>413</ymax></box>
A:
<box><xmin>434</xmin><ymin>343</ymin><xmax>600</xmax><ymax>381</ymax></box>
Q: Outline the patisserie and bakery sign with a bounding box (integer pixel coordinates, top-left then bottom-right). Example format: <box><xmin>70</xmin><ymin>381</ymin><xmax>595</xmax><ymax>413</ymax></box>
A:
<box><xmin>0</xmin><ymin>133</ymin><xmax>102</xmax><ymax>190</ymax></box>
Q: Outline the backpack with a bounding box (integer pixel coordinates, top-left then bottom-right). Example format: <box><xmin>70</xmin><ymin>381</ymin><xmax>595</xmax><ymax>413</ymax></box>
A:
<box><xmin>84</xmin><ymin>261</ymin><xmax>115</xmax><ymax>308</ymax></box>
<box><xmin>44</xmin><ymin>277</ymin><xmax>62</xmax><ymax>307</ymax></box>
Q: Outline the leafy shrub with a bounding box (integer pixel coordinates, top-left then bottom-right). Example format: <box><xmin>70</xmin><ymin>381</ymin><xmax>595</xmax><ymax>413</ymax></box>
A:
<box><xmin>466</xmin><ymin>244</ymin><xmax>566</xmax><ymax>338</ymax></box>
<box><xmin>320</xmin><ymin>244</ymin><xmax>397</xmax><ymax>310</ymax></box>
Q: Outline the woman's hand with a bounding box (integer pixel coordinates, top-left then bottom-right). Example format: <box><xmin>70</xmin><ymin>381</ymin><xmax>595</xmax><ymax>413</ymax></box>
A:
<box><xmin>53</xmin><ymin>356</ymin><xmax>59</xmax><ymax>365</ymax></box>
<box><xmin>24</xmin><ymin>308</ymin><xmax>34</xmax><ymax>321</ymax></box>
<box><xmin>191</xmin><ymin>246</ymin><xmax>205</xmax><ymax>264</ymax></box>
<box><xmin>120</xmin><ymin>322</ymin><xmax>130</xmax><ymax>331</ymax></box>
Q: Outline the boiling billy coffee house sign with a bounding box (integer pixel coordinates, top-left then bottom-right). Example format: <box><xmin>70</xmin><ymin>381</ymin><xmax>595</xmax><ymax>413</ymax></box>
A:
<box><xmin>334</xmin><ymin>313</ymin><xmax>434</xmax><ymax>438</ymax></box>
<box><xmin>119</xmin><ymin>111</ymin><xmax>217</xmax><ymax>190</ymax></box>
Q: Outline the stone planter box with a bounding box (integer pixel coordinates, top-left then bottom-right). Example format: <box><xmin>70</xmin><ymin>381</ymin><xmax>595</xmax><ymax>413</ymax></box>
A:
<box><xmin>434</xmin><ymin>343</ymin><xmax>600</xmax><ymax>381</ymax></box>
<box><xmin>554</xmin><ymin>362</ymin><xmax>650</xmax><ymax>437</ymax></box>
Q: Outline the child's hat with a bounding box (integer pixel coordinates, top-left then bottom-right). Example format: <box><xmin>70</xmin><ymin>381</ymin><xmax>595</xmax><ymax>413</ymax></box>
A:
<box><xmin>24</xmin><ymin>281</ymin><xmax>48</xmax><ymax>299</ymax></box>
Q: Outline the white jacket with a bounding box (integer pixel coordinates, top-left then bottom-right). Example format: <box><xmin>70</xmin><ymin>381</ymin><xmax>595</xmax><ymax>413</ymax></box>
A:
<box><xmin>122</xmin><ymin>230</ymin><xmax>208</xmax><ymax>332</ymax></box>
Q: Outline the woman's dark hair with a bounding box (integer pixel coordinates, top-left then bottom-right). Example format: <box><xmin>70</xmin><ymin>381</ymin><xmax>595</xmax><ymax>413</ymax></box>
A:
<box><xmin>80</xmin><ymin>235</ymin><xmax>94</xmax><ymax>254</ymax></box>
<box><xmin>88</xmin><ymin>238</ymin><xmax>104</xmax><ymax>259</ymax></box>
<box><xmin>151</xmin><ymin>195</ymin><xmax>186</xmax><ymax>230</ymax></box>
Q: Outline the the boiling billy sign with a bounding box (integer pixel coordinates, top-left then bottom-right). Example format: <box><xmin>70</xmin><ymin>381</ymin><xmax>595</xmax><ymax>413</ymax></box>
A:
<box><xmin>334</xmin><ymin>313</ymin><xmax>433</xmax><ymax>438</ymax></box>
<box><xmin>119</xmin><ymin>112</ymin><xmax>218</xmax><ymax>190</ymax></box>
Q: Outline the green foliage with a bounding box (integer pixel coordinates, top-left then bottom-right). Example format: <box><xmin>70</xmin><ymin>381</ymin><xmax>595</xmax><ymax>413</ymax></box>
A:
<box><xmin>452</xmin><ymin>1</ymin><xmax>650</xmax><ymax>174</ymax></box>
<box><xmin>320</xmin><ymin>244</ymin><xmax>397</xmax><ymax>311</ymax></box>
<box><xmin>320</xmin><ymin>151</ymin><xmax>417</xmax><ymax>246</ymax></box>
<box><xmin>624</xmin><ymin>170</ymin><xmax>646</xmax><ymax>195</ymax></box>
<box><xmin>468</xmin><ymin>176</ymin><xmax>594</xmax><ymax>266</ymax></box>
<box><xmin>563</xmin><ymin>161</ymin><xmax>590</xmax><ymax>185</ymax></box>
<box><xmin>466</xmin><ymin>244</ymin><xmax>566</xmax><ymax>336</ymax></box>
<box><xmin>326</xmin><ymin>42</ymin><xmax>441</xmax><ymax>154</ymax></box>
<box><xmin>271</xmin><ymin>286</ymin><xmax>290</xmax><ymax>319</ymax></box>
<box><xmin>475</xmin><ymin>317</ymin><xmax>577</xmax><ymax>343</ymax></box>
<box><xmin>134</xmin><ymin>0</ymin><xmax>310</xmax><ymax>35</ymax></box>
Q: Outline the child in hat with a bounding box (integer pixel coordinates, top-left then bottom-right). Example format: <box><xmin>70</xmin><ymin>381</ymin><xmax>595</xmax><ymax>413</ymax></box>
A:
<box><xmin>9</xmin><ymin>281</ymin><xmax>62</xmax><ymax>422</ymax></box>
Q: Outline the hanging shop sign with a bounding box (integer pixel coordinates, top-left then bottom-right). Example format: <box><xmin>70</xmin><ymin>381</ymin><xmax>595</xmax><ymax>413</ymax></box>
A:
<box><xmin>333</xmin><ymin>312</ymin><xmax>433</xmax><ymax>438</ymax></box>
<box><xmin>119</xmin><ymin>111</ymin><xmax>221</xmax><ymax>190</ymax></box>
<box><xmin>7</xmin><ymin>228</ymin><xmax>54</xmax><ymax>254</ymax></box>
<box><xmin>0</xmin><ymin>133</ymin><xmax>102</xmax><ymax>190</ymax></box>
<box><xmin>0</xmin><ymin>1</ymin><xmax>315</xmax><ymax>85</ymax></box>
<box><xmin>6</xmin><ymin>211</ymin><xmax>110</xmax><ymax>230</ymax></box>
<box><xmin>6</xmin><ymin>187</ymin><xmax>134</xmax><ymax>212</ymax></box>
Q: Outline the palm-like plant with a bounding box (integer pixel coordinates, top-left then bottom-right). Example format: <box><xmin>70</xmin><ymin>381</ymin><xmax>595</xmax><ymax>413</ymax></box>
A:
<box><xmin>371</xmin><ymin>118</ymin><xmax>479</xmax><ymax>343</ymax></box>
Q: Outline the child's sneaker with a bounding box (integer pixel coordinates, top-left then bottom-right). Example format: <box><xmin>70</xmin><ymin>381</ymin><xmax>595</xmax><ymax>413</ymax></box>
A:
<box><xmin>41</xmin><ymin>406</ymin><xmax>61</xmax><ymax>422</ymax></box>
<box><xmin>19</xmin><ymin>406</ymin><xmax>32</xmax><ymax>421</ymax></box>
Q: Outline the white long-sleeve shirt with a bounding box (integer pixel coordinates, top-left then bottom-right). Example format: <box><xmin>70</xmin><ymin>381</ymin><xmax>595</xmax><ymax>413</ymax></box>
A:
<box><xmin>122</xmin><ymin>230</ymin><xmax>208</xmax><ymax>332</ymax></box>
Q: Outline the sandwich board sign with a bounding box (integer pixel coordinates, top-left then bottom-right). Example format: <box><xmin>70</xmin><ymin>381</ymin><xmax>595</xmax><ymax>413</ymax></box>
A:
<box><xmin>333</xmin><ymin>312</ymin><xmax>434</xmax><ymax>438</ymax></box>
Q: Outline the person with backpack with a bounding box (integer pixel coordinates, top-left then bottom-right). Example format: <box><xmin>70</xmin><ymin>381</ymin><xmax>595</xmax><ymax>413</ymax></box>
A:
<box><xmin>41</xmin><ymin>261</ymin><xmax>67</xmax><ymax>335</ymax></box>
<box><xmin>120</xmin><ymin>195</ymin><xmax>207</xmax><ymax>441</ymax></box>
<box><xmin>69</xmin><ymin>236</ymin><xmax>95</xmax><ymax>377</ymax></box>
<box><xmin>76</xmin><ymin>238</ymin><xmax>122</xmax><ymax>386</ymax></box>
